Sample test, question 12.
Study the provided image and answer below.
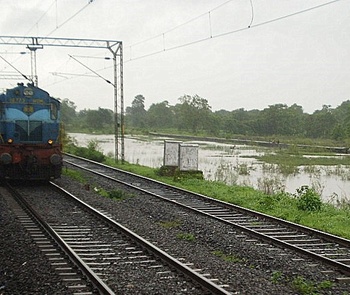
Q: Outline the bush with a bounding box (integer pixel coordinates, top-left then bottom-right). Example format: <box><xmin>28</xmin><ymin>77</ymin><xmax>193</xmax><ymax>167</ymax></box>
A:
<box><xmin>156</xmin><ymin>165</ymin><xmax>178</xmax><ymax>176</ymax></box>
<box><xmin>173</xmin><ymin>169</ymin><xmax>204</xmax><ymax>181</ymax></box>
<box><xmin>74</xmin><ymin>146</ymin><xmax>105</xmax><ymax>162</ymax></box>
<box><xmin>64</xmin><ymin>139</ymin><xmax>105</xmax><ymax>163</ymax></box>
<box><xmin>294</xmin><ymin>186</ymin><xmax>322</xmax><ymax>212</ymax></box>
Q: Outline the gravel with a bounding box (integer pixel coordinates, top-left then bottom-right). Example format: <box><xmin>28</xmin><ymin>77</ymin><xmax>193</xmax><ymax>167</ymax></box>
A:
<box><xmin>55</xmin><ymin>173</ymin><xmax>350</xmax><ymax>294</ymax></box>
<box><xmin>0</xmin><ymin>188</ymin><xmax>72</xmax><ymax>295</ymax></box>
<box><xmin>1</xmin><ymin>170</ymin><xmax>350</xmax><ymax>294</ymax></box>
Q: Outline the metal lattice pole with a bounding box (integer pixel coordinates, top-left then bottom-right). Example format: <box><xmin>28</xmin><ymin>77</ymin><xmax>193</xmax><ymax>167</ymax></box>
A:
<box><xmin>0</xmin><ymin>35</ymin><xmax>124</xmax><ymax>163</ymax></box>
<box><xmin>119</xmin><ymin>43</ymin><xmax>124</xmax><ymax>164</ymax></box>
<box><xmin>112</xmin><ymin>50</ymin><xmax>118</xmax><ymax>162</ymax></box>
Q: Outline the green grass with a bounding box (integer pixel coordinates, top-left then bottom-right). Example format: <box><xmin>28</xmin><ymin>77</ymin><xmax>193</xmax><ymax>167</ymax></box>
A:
<box><xmin>63</xmin><ymin>167</ymin><xmax>133</xmax><ymax>200</ymax></box>
<box><xmin>94</xmin><ymin>186</ymin><xmax>134</xmax><ymax>201</ymax></box>
<box><xmin>269</xmin><ymin>272</ymin><xmax>334</xmax><ymax>294</ymax></box>
<box><xmin>103</xmin><ymin>159</ymin><xmax>350</xmax><ymax>240</ymax></box>
<box><xmin>212</xmin><ymin>250</ymin><xmax>242</xmax><ymax>263</ymax></box>
<box><xmin>104</xmin><ymin>157</ymin><xmax>157</xmax><ymax>178</ymax></box>
<box><xmin>258</xmin><ymin>150</ymin><xmax>350</xmax><ymax>166</ymax></box>
<box><xmin>292</xmin><ymin>276</ymin><xmax>333</xmax><ymax>295</ymax></box>
<box><xmin>270</xmin><ymin>271</ymin><xmax>284</xmax><ymax>284</ymax></box>
<box><xmin>62</xmin><ymin>168</ymin><xmax>87</xmax><ymax>184</ymax></box>
<box><xmin>176</xmin><ymin>232</ymin><xmax>195</xmax><ymax>241</ymax></box>
<box><xmin>63</xmin><ymin>150</ymin><xmax>350</xmax><ymax>240</ymax></box>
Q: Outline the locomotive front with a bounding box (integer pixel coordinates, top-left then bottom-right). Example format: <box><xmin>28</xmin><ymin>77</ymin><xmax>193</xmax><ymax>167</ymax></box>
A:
<box><xmin>0</xmin><ymin>83</ymin><xmax>62</xmax><ymax>180</ymax></box>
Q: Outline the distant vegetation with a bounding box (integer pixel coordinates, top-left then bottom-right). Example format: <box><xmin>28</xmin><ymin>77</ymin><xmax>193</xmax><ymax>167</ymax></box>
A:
<box><xmin>60</xmin><ymin>94</ymin><xmax>350</xmax><ymax>147</ymax></box>
<box><xmin>64</xmin><ymin>138</ymin><xmax>106</xmax><ymax>163</ymax></box>
<box><xmin>60</xmin><ymin>98</ymin><xmax>114</xmax><ymax>134</ymax></box>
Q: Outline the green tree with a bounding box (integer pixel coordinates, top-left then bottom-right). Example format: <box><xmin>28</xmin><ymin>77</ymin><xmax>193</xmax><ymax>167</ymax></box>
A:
<box><xmin>305</xmin><ymin>105</ymin><xmax>336</xmax><ymax>138</ymax></box>
<box><xmin>60</xmin><ymin>98</ymin><xmax>77</xmax><ymax>126</ymax></box>
<box><xmin>174</xmin><ymin>94</ymin><xmax>212</xmax><ymax>133</ymax></box>
<box><xmin>286</xmin><ymin>104</ymin><xmax>305</xmax><ymax>136</ymax></box>
<box><xmin>126</xmin><ymin>95</ymin><xmax>147</xmax><ymax>128</ymax></box>
<box><xmin>331</xmin><ymin>124</ymin><xmax>346</xmax><ymax>141</ymax></box>
<box><xmin>255</xmin><ymin>104</ymin><xmax>305</xmax><ymax>136</ymax></box>
<box><xmin>147</xmin><ymin>101</ymin><xmax>174</xmax><ymax>128</ymax></box>
<box><xmin>219</xmin><ymin>108</ymin><xmax>256</xmax><ymax>136</ymax></box>
<box><xmin>85</xmin><ymin>108</ymin><xmax>113</xmax><ymax>130</ymax></box>
<box><xmin>336</xmin><ymin>102</ymin><xmax>350</xmax><ymax>138</ymax></box>
<box><xmin>333</xmin><ymin>100</ymin><xmax>350</xmax><ymax>125</ymax></box>
<box><xmin>204</xmin><ymin>112</ymin><xmax>221</xmax><ymax>136</ymax></box>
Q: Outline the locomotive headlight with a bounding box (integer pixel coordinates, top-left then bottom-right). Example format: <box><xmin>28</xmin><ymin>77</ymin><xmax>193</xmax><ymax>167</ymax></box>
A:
<box><xmin>7</xmin><ymin>138</ymin><xmax>13</xmax><ymax>144</ymax></box>
<box><xmin>48</xmin><ymin>139</ymin><xmax>54</xmax><ymax>145</ymax></box>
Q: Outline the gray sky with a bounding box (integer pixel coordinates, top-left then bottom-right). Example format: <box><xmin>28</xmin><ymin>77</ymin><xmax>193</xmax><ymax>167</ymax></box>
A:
<box><xmin>0</xmin><ymin>0</ymin><xmax>349</xmax><ymax>113</ymax></box>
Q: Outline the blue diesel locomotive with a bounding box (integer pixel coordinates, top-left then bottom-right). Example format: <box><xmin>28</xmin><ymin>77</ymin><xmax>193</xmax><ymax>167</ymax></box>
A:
<box><xmin>0</xmin><ymin>83</ymin><xmax>62</xmax><ymax>180</ymax></box>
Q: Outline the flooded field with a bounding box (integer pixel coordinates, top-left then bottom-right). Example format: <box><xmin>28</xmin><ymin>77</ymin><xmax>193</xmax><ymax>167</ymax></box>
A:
<box><xmin>69</xmin><ymin>133</ymin><xmax>350</xmax><ymax>204</ymax></box>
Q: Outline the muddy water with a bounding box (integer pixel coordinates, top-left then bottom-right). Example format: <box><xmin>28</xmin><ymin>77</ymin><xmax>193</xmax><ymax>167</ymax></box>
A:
<box><xmin>69</xmin><ymin>133</ymin><xmax>350</xmax><ymax>204</ymax></box>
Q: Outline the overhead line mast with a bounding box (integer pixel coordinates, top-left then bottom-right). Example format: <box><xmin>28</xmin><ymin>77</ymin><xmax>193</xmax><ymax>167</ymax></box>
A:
<box><xmin>0</xmin><ymin>35</ymin><xmax>124</xmax><ymax>163</ymax></box>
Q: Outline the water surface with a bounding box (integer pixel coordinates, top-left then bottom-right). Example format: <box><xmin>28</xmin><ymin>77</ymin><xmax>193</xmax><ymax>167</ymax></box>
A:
<box><xmin>69</xmin><ymin>133</ymin><xmax>350</xmax><ymax>204</ymax></box>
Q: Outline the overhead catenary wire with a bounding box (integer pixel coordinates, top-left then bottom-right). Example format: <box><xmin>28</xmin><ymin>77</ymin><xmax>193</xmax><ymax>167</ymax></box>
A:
<box><xmin>0</xmin><ymin>55</ymin><xmax>32</xmax><ymax>83</ymax></box>
<box><xmin>51</xmin><ymin>71</ymin><xmax>98</xmax><ymax>78</ymax></box>
<box><xmin>248</xmin><ymin>0</ymin><xmax>254</xmax><ymax>28</ymax></box>
<box><xmin>43</xmin><ymin>0</ymin><xmax>344</xmax><ymax>88</ymax></box>
<box><xmin>127</xmin><ymin>0</ymin><xmax>343</xmax><ymax>62</ymax></box>
<box><xmin>24</xmin><ymin>0</ymin><xmax>57</xmax><ymax>36</ymax></box>
<box><xmin>0</xmin><ymin>1</ymin><xmax>57</xmax><ymax>75</ymax></box>
<box><xmin>35</xmin><ymin>1</ymin><xmax>96</xmax><ymax>85</ymax></box>
<box><xmin>45</xmin><ymin>0</ymin><xmax>94</xmax><ymax>36</ymax></box>
<box><xmin>68</xmin><ymin>54</ymin><xmax>114</xmax><ymax>86</ymax></box>
<box><xmin>129</xmin><ymin>0</ymin><xmax>235</xmax><ymax>48</ymax></box>
<box><xmin>0</xmin><ymin>1</ymin><xmax>95</xmax><ymax>86</ymax></box>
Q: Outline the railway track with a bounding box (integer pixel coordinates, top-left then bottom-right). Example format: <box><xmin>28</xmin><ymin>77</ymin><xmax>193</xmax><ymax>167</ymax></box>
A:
<box><xmin>2</xmin><ymin>184</ymin><xmax>101</xmax><ymax>295</ymax></box>
<box><xmin>6</xmin><ymin>180</ymin><xmax>231</xmax><ymax>294</ymax></box>
<box><xmin>64</xmin><ymin>153</ymin><xmax>350</xmax><ymax>281</ymax></box>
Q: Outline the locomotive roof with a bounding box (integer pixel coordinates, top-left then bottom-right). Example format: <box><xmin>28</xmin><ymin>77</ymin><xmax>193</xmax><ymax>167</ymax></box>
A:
<box><xmin>0</xmin><ymin>83</ymin><xmax>60</xmax><ymax>104</ymax></box>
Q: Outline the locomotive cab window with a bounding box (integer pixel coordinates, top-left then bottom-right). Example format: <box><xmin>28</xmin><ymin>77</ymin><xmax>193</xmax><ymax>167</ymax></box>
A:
<box><xmin>0</xmin><ymin>102</ymin><xmax>4</xmax><ymax>119</ymax></box>
<box><xmin>51</xmin><ymin>103</ymin><xmax>58</xmax><ymax>120</ymax></box>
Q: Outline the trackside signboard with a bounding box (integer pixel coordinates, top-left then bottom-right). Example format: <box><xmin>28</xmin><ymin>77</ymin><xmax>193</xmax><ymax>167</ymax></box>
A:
<box><xmin>179</xmin><ymin>143</ymin><xmax>198</xmax><ymax>171</ymax></box>
<box><xmin>163</xmin><ymin>140</ymin><xmax>182</xmax><ymax>166</ymax></box>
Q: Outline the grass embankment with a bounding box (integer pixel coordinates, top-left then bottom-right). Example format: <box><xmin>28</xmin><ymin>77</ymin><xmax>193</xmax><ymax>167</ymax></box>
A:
<box><xmin>78</xmin><ymin>157</ymin><xmax>349</xmax><ymax>240</ymax></box>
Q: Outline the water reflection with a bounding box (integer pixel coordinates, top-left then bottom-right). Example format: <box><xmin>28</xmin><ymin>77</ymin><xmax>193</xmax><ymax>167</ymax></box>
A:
<box><xmin>68</xmin><ymin>133</ymin><xmax>350</xmax><ymax>203</ymax></box>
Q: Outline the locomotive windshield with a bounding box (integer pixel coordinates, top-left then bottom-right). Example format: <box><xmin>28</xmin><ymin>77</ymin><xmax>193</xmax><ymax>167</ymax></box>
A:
<box><xmin>15</xmin><ymin>120</ymin><xmax>42</xmax><ymax>142</ymax></box>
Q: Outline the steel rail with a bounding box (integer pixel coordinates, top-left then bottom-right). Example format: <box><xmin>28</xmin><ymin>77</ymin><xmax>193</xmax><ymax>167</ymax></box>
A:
<box><xmin>49</xmin><ymin>181</ymin><xmax>232</xmax><ymax>295</ymax></box>
<box><xmin>63</xmin><ymin>153</ymin><xmax>350</xmax><ymax>277</ymax></box>
<box><xmin>6</xmin><ymin>182</ymin><xmax>116</xmax><ymax>295</ymax></box>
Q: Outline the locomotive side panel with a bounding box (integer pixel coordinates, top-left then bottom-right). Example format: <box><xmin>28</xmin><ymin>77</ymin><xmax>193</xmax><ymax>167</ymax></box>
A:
<box><xmin>0</xmin><ymin>83</ymin><xmax>62</xmax><ymax>180</ymax></box>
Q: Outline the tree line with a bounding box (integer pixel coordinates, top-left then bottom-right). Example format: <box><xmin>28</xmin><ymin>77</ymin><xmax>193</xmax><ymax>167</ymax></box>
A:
<box><xmin>60</xmin><ymin>94</ymin><xmax>350</xmax><ymax>143</ymax></box>
<box><xmin>60</xmin><ymin>98</ymin><xmax>114</xmax><ymax>133</ymax></box>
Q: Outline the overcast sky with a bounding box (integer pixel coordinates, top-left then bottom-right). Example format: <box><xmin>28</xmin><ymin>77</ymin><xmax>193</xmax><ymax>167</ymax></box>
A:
<box><xmin>0</xmin><ymin>0</ymin><xmax>349</xmax><ymax>113</ymax></box>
